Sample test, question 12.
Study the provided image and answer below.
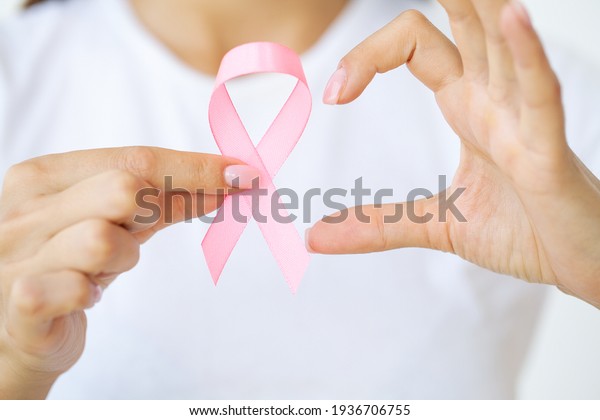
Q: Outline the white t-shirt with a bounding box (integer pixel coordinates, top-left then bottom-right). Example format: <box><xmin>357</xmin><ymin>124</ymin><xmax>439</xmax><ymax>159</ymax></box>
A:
<box><xmin>0</xmin><ymin>0</ymin><xmax>599</xmax><ymax>399</ymax></box>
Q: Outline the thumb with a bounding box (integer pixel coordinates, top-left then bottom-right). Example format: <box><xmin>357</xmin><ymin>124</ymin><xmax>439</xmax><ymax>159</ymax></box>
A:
<box><xmin>306</xmin><ymin>195</ymin><xmax>455</xmax><ymax>255</ymax></box>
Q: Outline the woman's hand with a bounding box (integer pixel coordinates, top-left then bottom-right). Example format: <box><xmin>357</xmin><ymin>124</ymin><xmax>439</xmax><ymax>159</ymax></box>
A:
<box><xmin>0</xmin><ymin>146</ymin><xmax>254</xmax><ymax>399</ymax></box>
<box><xmin>308</xmin><ymin>1</ymin><xmax>600</xmax><ymax>306</ymax></box>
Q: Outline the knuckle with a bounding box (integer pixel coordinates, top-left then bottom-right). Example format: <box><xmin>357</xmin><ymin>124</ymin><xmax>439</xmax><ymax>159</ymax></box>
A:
<box><xmin>192</xmin><ymin>157</ymin><xmax>210</xmax><ymax>184</ymax></box>
<box><xmin>120</xmin><ymin>146</ymin><xmax>157</xmax><ymax>179</ymax></box>
<box><xmin>121</xmin><ymin>246</ymin><xmax>141</xmax><ymax>274</ymax></box>
<box><xmin>69</xmin><ymin>273</ymin><xmax>92</xmax><ymax>308</ymax></box>
<box><xmin>548</xmin><ymin>76</ymin><xmax>562</xmax><ymax>101</ymax></box>
<box><xmin>525</xmin><ymin>76</ymin><xmax>562</xmax><ymax>109</ymax></box>
<box><xmin>341</xmin><ymin>45</ymin><xmax>372</xmax><ymax>70</ymax></box>
<box><xmin>0</xmin><ymin>205</ymin><xmax>24</xmax><ymax>225</ymax></box>
<box><xmin>81</xmin><ymin>220</ymin><xmax>117</xmax><ymax>263</ymax></box>
<box><xmin>11</xmin><ymin>278</ymin><xmax>45</xmax><ymax>318</ymax></box>
<box><xmin>0</xmin><ymin>220</ymin><xmax>22</xmax><ymax>258</ymax></box>
<box><xmin>131</xmin><ymin>246</ymin><xmax>141</xmax><ymax>267</ymax></box>
<box><xmin>106</xmin><ymin>170</ymin><xmax>142</xmax><ymax>217</ymax></box>
<box><xmin>110</xmin><ymin>170</ymin><xmax>143</xmax><ymax>194</ymax></box>
<box><xmin>0</xmin><ymin>196</ymin><xmax>43</xmax><ymax>224</ymax></box>
<box><xmin>2</xmin><ymin>162</ymin><xmax>42</xmax><ymax>193</ymax></box>
<box><xmin>399</xmin><ymin>9</ymin><xmax>427</xmax><ymax>27</ymax></box>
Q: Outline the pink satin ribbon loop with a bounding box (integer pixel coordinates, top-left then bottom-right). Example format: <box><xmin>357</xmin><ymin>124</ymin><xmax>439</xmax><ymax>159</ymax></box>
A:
<box><xmin>202</xmin><ymin>42</ymin><xmax>312</xmax><ymax>293</ymax></box>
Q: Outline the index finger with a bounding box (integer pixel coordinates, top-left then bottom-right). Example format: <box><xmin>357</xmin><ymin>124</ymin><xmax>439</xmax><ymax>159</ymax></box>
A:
<box><xmin>14</xmin><ymin>146</ymin><xmax>247</xmax><ymax>196</ymax></box>
<box><xmin>331</xmin><ymin>10</ymin><xmax>462</xmax><ymax>104</ymax></box>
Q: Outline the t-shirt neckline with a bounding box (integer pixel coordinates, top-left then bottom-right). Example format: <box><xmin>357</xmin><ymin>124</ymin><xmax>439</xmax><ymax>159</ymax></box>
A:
<box><xmin>105</xmin><ymin>0</ymin><xmax>366</xmax><ymax>88</ymax></box>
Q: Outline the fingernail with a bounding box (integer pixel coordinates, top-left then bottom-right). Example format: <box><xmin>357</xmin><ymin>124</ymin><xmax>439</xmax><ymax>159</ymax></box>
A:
<box><xmin>305</xmin><ymin>228</ymin><xmax>315</xmax><ymax>253</ymax></box>
<box><xmin>224</xmin><ymin>165</ymin><xmax>261</xmax><ymax>189</ymax></box>
<box><xmin>511</xmin><ymin>0</ymin><xmax>531</xmax><ymax>27</ymax></box>
<box><xmin>323</xmin><ymin>67</ymin><xmax>347</xmax><ymax>105</ymax></box>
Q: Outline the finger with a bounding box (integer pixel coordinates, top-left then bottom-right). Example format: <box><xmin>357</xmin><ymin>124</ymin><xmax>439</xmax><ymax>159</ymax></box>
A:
<box><xmin>2</xmin><ymin>169</ymin><xmax>151</xmax><ymax>260</ymax></box>
<box><xmin>41</xmin><ymin>170</ymin><xmax>157</xmax><ymax>235</ymax></box>
<box><xmin>306</xmin><ymin>196</ymin><xmax>456</xmax><ymax>255</ymax></box>
<box><xmin>500</xmin><ymin>2</ymin><xmax>566</xmax><ymax>153</ymax></box>
<box><xmin>7</xmin><ymin>270</ymin><xmax>98</xmax><ymax>346</ymax></box>
<box><xmin>0</xmin><ymin>170</ymin><xmax>227</xmax><ymax>257</ymax></box>
<box><xmin>438</xmin><ymin>0</ymin><xmax>488</xmax><ymax>78</ymax></box>
<box><xmin>42</xmin><ymin>169</ymin><xmax>220</xmax><ymax>235</ymax></box>
<box><xmin>471</xmin><ymin>0</ymin><xmax>516</xmax><ymax>98</ymax></box>
<box><xmin>326</xmin><ymin>10</ymin><xmax>462</xmax><ymax>104</ymax></box>
<box><xmin>144</xmin><ymin>189</ymin><xmax>224</xmax><ymax>230</ymax></box>
<box><xmin>6</xmin><ymin>146</ymin><xmax>255</xmax><ymax>198</ymax></box>
<box><xmin>130</xmin><ymin>189</ymin><xmax>226</xmax><ymax>243</ymax></box>
<box><xmin>31</xmin><ymin>219</ymin><xmax>140</xmax><ymax>284</ymax></box>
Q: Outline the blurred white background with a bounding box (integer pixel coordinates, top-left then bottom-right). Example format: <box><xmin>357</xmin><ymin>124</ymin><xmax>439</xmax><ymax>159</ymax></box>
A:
<box><xmin>0</xmin><ymin>0</ymin><xmax>599</xmax><ymax>400</ymax></box>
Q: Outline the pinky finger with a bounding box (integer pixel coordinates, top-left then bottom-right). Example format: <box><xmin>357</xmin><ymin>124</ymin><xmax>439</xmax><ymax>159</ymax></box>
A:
<box><xmin>7</xmin><ymin>270</ymin><xmax>101</xmax><ymax>347</ymax></box>
<box><xmin>500</xmin><ymin>1</ymin><xmax>567</xmax><ymax>154</ymax></box>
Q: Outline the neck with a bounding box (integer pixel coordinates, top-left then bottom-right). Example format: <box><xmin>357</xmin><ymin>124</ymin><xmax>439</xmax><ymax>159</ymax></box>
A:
<box><xmin>129</xmin><ymin>0</ymin><xmax>349</xmax><ymax>75</ymax></box>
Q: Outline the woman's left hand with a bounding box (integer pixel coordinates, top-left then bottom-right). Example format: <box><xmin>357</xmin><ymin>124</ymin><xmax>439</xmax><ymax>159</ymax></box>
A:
<box><xmin>307</xmin><ymin>0</ymin><xmax>600</xmax><ymax>307</ymax></box>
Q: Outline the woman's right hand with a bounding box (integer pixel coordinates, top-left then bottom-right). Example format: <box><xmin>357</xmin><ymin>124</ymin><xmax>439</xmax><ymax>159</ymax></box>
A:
<box><xmin>0</xmin><ymin>146</ymin><xmax>254</xmax><ymax>399</ymax></box>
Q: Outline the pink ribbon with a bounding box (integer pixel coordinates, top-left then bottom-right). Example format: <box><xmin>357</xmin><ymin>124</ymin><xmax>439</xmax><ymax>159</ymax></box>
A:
<box><xmin>202</xmin><ymin>42</ymin><xmax>312</xmax><ymax>293</ymax></box>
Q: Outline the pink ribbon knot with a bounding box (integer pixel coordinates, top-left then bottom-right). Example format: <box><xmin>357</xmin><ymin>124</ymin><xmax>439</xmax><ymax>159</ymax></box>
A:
<box><xmin>202</xmin><ymin>42</ymin><xmax>312</xmax><ymax>293</ymax></box>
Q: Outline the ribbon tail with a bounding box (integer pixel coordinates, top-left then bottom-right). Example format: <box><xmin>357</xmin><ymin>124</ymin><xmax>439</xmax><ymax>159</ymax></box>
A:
<box><xmin>201</xmin><ymin>196</ymin><xmax>249</xmax><ymax>285</ymax></box>
<box><xmin>265</xmin><ymin>226</ymin><xmax>310</xmax><ymax>294</ymax></box>
<box><xmin>242</xmin><ymin>192</ymin><xmax>310</xmax><ymax>294</ymax></box>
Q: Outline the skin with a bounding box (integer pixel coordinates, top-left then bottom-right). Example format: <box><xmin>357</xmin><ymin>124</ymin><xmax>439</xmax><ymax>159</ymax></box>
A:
<box><xmin>129</xmin><ymin>0</ymin><xmax>349</xmax><ymax>74</ymax></box>
<box><xmin>0</xmin><ymin>147</ymin><xmax>251</xmax><ymax>398</ymax></box>
<box><xmin>0</xmin><ymin>0</ymin><xmax>598</xmax><ymax>399</ymax></box>
<box><xmin>0</xmin><ymin>0</ymin><xmax>347</xmax><ymax>399</ymax></box>
<box><xmin>307</xmin><ymin>1</ymin><xmax>600</xmax><ymax>309</ymax></box>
